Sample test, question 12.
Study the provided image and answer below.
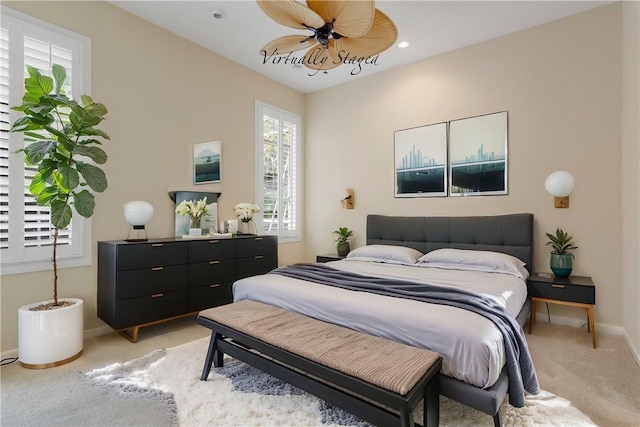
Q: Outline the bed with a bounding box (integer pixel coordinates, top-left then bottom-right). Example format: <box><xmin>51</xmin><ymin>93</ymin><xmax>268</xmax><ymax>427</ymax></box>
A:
<box><xmin>233</xmin><ymin>213</ymin><xmax>537</xmax><ymax>427</ymax></box>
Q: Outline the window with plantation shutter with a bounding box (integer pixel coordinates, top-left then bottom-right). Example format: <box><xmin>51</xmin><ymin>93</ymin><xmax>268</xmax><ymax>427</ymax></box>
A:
<box><xmin>255</xmin><ymin>101</ymin><xmax>301</xmax><ymax>242</ymax></box>
<box><xmin>1</xmin><ymin>7</ymin><xmax>92</xmax><ymax>275</ymax></box>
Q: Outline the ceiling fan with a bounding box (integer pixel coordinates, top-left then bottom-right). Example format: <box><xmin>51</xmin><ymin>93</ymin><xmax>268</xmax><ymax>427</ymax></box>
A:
<box><xmin>256</xmin><ymin>0</ymin><xmax>398</xmax><ymax>71</ymax></box>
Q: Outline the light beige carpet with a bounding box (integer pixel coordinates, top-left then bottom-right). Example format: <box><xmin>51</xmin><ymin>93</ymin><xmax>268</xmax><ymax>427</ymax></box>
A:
<box><xmin>86</xmin><ymin>337</ymin><xmax>595</xmax><ymax>426</ymax></box>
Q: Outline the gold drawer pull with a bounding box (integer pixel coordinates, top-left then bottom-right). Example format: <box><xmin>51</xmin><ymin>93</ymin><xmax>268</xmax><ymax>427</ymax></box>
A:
<box><xmin>209</xmin><ymin>260</ymin><xmax>220</xmax><ymax>265</ymax></box>
<box><xmin>209</xmin><ymin>284</ymin><xmax>221</xmax><ymax>288</ymax></box>
<box><xmin>552</xmin><ymin>284</ymin><xmax>565</xmax><ymax>289</ymax></box>
<box><xmin>151</xmin><ymin>243</ymin><xmax>164</xmax><ymax>247</ymax></box>
<box><xmin>151</xmin><ymin>267</ymin><xmax>164</xmax><ymax>271</ymax></box>
<box><xmin>255</xmin><ymin>255</ymin><xmax>264</xmax><ymax>259</ymax></box>
<box><xmin>151</xmin><ymin>293</ymin><xmax>164</xmax><ymax>298</ymax></box>
<box><xmin>208</xmin><ymin>240</ymin><xmax>219</xmax><ymax>244</ymax></box>
<box><xmin>254</xmin><ymin>237</ymin><xmax>263</xmax><ymax>241</ymax></box>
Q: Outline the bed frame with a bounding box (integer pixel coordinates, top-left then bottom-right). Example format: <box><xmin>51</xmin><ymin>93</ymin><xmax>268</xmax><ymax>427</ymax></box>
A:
<box><xmin>366</xmin><ymin>213</ymin><xmax>534</xmax><ymax>427</ymax></box>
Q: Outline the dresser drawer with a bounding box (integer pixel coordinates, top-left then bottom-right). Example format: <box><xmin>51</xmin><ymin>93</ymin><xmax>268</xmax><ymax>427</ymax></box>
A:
<box><xmin>188</xmin><ymin>259</ymin><xmax>236</xmax><ymax>287</ymax></box>
<box><xmin>237</xmin><ymin>236</ymin><xmax>277</xmax><ymax>257</ymax></box>
<box><xmin>117</xmin><ymin>242</ymin><xmax>187</xmax><ymax>270</ymax></box>
<box><xmin>116</xmin><ymin>289</ymin><xmax>188</xmax><ymax>329</ymax></box>
<box><xmin>188</xmin><ymin>239</ymin><xmax>237</xmax><ymax>263</ymax></box>
<box><xmin>117</xmin><ymin>265</ymin><xmax>188</xmax><ymax>300</ymax></box>
<box><xmin>187</xmin><ymin>282</ymin><xmax>233</xmax><ymax>312</ymax></box>
<box><xmin>528</xmin><ymin>281</ymin><xmax>595</xmax><ymax>304</ymax></box>
<box><xmin>237</xmin><ymin>253</ymin><xmax>278</xmax><ymax>279</ymax></box>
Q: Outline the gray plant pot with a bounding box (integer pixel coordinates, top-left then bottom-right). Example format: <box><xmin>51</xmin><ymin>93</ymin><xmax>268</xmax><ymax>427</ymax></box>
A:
<box><xmin>337</xmin><ymin>242</ymin><xmax>350</xmax><ymax>257</ymax></box>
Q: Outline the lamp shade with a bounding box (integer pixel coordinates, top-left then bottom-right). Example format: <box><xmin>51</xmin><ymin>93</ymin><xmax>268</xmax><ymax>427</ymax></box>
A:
<box><xmin>544</xmin><ymin>171</ymin><xmax>575</xmax><ymax>197</ymax></box>
<box><xmin>123</xmin><ymin>201</ymin><xmax>154</xmax><ymax>226</ymax></box>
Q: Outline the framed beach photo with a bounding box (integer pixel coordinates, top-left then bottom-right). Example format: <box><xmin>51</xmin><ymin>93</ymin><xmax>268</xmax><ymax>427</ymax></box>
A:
<box><xmin>394</xmin><ymin>122</ymin><xmax>448</xmax><ymax>198</ymax></box>
<box><xmin>193</xmin><ymin>140</ymin><xmax>221</xmax><ymax>184</ymax></box>
<box><xmin>449</xmin><ymin>111</ymin><xmax>508</xmax><ymax>197</ymax></box>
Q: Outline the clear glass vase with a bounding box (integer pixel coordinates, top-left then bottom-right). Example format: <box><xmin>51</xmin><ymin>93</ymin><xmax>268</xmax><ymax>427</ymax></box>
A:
<box><xmin>189</xmin><ymin>216</ymin><xmax>202</xmax><ymax>236</ymax></box>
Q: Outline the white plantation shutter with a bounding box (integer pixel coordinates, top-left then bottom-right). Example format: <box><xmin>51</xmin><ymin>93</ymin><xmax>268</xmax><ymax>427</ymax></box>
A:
<box><xmin>255</xmin><ymin>101</ymin><xmax>301</xmax><ymax>242</ymax></box>
<box><xmin>1</xmin><ymin>7</ymin><xmax>92</xmax><ymax>275</ymax></box>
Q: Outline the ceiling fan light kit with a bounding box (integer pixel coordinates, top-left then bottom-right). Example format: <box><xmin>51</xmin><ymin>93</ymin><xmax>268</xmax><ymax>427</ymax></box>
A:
<box><xmin>256</xmin><ymin>0</ymin><xmax>398</xmax><ymax>73</ymax></box>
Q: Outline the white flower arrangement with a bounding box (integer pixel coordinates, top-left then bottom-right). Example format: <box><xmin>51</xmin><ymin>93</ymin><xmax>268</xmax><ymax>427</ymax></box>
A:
<box><xmin>234</xmin><ymin>203</ymin><xmax>260</xmax><ymax>223</ymax></box>
<box><xmin>175</xmin><ymin>197</ymin><xmax>210</xmax><ymax>228</ymax></box>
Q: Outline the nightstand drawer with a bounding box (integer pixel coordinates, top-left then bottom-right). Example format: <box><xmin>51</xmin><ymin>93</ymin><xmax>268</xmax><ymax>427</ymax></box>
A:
<box><xmin>528</xmin><ymin>281</ymin><xmax>595</xmax><ymax>304</ymax></box>
<box><xmin>316</xmin><ymin>253</ymin><xmax>345</xmax><ymax>263</ymax></box>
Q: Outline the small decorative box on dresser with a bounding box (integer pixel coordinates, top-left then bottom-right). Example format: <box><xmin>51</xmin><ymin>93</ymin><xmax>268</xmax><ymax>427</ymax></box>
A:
<box><xmin>527</xmin><ymin>273</ymin><xmax>597</xmax><ymax>348</ymax></box>
<box><xmin>98</xmin><ymin>235</ymin><xmax>277</xmax><ymax>342</ymax></box>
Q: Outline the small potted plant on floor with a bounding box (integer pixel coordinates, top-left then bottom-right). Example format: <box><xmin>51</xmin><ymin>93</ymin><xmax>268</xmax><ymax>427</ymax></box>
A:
<box><xmin>545</xmin><ymin>228</ymin><xmax>578</xmax><ymax>277</ymax></box>
<box><xmin>11</xmin><ymin>64</ymin><xmax>110</xmax><ymax>368</ymax></box>
<box><xmin>333</xmin><ymin>226</ymin><xmax>353</xmax><ymax>257</ymax></box>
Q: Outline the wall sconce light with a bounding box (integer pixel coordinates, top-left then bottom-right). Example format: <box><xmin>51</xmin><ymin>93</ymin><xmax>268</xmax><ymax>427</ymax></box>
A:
<box><xmin>341</xmin><ymin>189</ymin><xmax>354</xmax><ymax>209</ymax></box>
<box><xmin>545</xmin><ymin>171</ymin><xmax>575</xmax><ymax>208</ymax></box>
<box><xmin>123</xmin><ymin>201</ymin><xmax>154</xmax><ymax>241</ymax></box>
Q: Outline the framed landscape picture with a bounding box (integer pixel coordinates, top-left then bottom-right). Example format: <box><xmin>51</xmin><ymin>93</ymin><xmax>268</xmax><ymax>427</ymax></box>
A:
<box><xmin>449</xmin><ymin>111</ymin><xmax>508</xmax><ymax>196</ymax></box>
<box><xmin>394</xmin><ymin>122</ymin><xmax>448</xmax><ymax>197</ymax></box>
<box><xmin>193</xmin><ymin>140</ymin><xmax>221</xmax><ymax>184</ymax></box>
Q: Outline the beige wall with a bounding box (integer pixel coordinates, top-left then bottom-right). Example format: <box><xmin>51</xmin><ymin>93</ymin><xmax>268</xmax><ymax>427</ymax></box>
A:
<box><xmin>305</xmin><ymin>4</ymin><xmax>625</xmax><ymax>328</ymax></box>
<box><xmin>622</xmin><ymin>0</ymin><xmax>640</xmax><ymax>361</ymax></box>
<box><xmin>2</xmin><ymin>2</ymin><xmax>636</xmax><ymax>356</ymax></box>
<box><xmin>0</xmin><ymin>1</ymin><xmax>305</xmax><ymax>353</ymax></box>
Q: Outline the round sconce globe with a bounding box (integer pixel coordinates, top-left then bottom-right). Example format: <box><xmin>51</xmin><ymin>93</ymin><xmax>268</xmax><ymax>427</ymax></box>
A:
<box><xmin>544</xmin><ymin>171</ymin><xmax>575</xmax><ymax>197</ymax></box>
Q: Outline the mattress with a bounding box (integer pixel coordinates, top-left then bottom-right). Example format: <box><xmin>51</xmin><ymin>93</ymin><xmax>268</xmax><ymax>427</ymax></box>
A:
<box><xmin>233</xmin><ymin>259</ymin><xmax>528</xmax><ymax>389</ymax></box>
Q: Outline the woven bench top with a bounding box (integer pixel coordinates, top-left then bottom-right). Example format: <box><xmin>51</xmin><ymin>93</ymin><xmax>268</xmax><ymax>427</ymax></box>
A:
<box><xmin>199</xmin><ymin>300</ymin><xmax>441</xmax><ymax>395</ymax></box>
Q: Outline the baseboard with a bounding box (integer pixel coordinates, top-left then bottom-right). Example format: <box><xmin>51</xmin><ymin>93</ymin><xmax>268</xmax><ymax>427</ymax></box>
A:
<box><xmin>623</xmin><ymin>332</ymin><xmax>640</xmax><ymax>367</ymax></box>
<box><xmin>533</xmin><ymin>310</ymin><xmax>623</xmax><ymax>335</ymax></box>
<box><xmin>1</xmin><ymin>324</ymin><xmax>115</xmax><ymax>362</ymax></box>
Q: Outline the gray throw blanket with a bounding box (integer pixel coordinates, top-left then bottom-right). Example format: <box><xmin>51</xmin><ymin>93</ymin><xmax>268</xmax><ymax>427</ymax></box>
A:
<box><xmin>269</xmin><ymin>263</ymin><xmax>540</xmax><ymax>407</ymax></box>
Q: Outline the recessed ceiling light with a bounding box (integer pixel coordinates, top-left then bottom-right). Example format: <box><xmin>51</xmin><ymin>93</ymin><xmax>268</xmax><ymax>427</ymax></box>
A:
<box><xmin>211</xmin><ymin>9</ymin><xmax>225</xmax><ymax>20</ymax></box>
<box><xmin>398</xmin><ymin>41</ymin><xmax>410</xmax><ymax>49</ymax></box>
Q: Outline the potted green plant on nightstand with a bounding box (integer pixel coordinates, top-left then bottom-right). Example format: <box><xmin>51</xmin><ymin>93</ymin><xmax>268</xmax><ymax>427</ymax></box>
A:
<box><xmin>545</xmin><ymin>228</ymin><xmax>578</xmax><ymax>277</ymax></box>
<box><xmin>11</xmin><ymin>64</ymin><xmax>110</xmax><ymax>368</ymax></box>
<box><xmin>333</xmin><ymin>226</ymin><xmax>353</xmax><ymax>257</ymax></box>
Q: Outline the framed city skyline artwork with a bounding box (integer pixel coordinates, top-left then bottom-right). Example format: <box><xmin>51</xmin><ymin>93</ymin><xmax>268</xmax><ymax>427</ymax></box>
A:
<box><xmin>193</xmin><ymin>140</ymin><xmax>221</xmax><ymax>184</ymax></box>
<box><xmin>449</xmin><ymin>111</ymin><xmax>508</xmax><ymax>197</ymax></box>
<box><xmin>394</xmin><ymin>122</ymin><xmax>448</xmax><ymax>198</ymax></box>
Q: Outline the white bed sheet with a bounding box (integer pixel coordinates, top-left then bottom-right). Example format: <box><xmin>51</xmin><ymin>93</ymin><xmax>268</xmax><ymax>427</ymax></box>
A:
<box><xmin>232</xmin><ymin>260</ymin><xmax>528</xmax><ymax>389</ymax></box>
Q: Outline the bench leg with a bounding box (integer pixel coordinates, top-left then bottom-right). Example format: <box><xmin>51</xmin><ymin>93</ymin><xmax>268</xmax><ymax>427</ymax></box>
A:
<box><xmin>423</xmin><ymin>376</ymin><xmax>439</xmax><ymax>427</ymax></box>
<box><xmin>493</xmin><ymin>410</ymin><xmax>503</xmax><ymax>427</ymax></box>
<box><xmin>200</xmin><ymin>331</ymin><xmax>224</xmax><ymax>381</ymax></box>
<box><xmin>400</xmin><ymin>408</ymin><xmax>414</xmax><ymax>427</ymax></box>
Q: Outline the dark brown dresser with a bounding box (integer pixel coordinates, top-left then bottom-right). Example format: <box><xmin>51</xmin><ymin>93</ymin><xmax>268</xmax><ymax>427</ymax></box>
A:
<box><xmin>98</xmin><ymin>235</ymin><xmax>277</xmax><ymax>342</ymax></box>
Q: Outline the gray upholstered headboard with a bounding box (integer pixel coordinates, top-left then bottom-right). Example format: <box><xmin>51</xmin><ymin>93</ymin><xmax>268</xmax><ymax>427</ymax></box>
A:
<box><xmin>366</xmin><ymin>213</ymin><xmax>534</xmax><ymax>273</ymax></box>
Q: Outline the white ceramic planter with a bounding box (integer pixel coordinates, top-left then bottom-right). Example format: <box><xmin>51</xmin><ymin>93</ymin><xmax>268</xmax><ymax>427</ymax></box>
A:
<box><xmin>18</xmin><ymin>298</ymin><xmax>83</xmax><ymax>369</ymax></box>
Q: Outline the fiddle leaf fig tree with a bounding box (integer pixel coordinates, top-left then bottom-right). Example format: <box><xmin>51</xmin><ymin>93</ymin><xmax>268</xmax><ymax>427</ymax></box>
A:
<box><xmin>11</xmin><ymin>64</ymin><xmax>110</xmax><ymax>307</ymax></box>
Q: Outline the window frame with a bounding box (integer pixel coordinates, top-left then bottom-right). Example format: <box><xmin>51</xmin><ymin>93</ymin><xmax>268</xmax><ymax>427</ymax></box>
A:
<box><xmin>254</xmin><ymin>100</ymin><xmax>302</xmax><ymax>243</ymax></box>
<box><xmin>1</xmin><ymin>6</ymin><xmax>92</xmax><ymax>276</ymax></box>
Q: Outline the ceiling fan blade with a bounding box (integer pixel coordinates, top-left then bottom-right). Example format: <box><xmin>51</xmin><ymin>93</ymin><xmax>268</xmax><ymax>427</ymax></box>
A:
<box><xmin>256</xmin><ymin>0</ymin><xmax>324</xmax><ymax>31</ymax></box>
<box><xmin>334</xmin><ymin>9</ymin><xmax>398</xmax><ymax>58</ymax></box>
<box><xmin>307</xmin><ymin>0</ymin><xmax>375</xmax><ymax>38</ymax></box>
<box><xmin>304</xmin><ymin>40</ymin><xmax>341</xmax><ymax>71</ymax></box>
<box><xmin>261</xmin><ymin>35</ymin><xmax>318</xmax><ymax>55</ymax></box>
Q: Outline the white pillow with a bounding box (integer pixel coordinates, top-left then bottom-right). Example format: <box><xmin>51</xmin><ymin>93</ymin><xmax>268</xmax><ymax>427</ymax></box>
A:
<box><xmin>417</xmin><ymin>248</ymin><xmax>529</xmax><ymax>280</ymax></box>
<box><xmin>345</xmin><ymin>245</ymin><xmax>423</xmax><ymax>265</ymax></box>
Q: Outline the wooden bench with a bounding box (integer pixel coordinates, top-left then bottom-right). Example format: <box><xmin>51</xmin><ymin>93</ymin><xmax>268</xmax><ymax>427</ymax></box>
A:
<box><xmin>198</xmin><ymin>300</ymin><xmax>442</xmax><ymax>427</ymax></box>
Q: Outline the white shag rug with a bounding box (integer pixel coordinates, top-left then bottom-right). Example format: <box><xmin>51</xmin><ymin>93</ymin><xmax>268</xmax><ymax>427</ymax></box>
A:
<box><xmin>87</xmin><ymin>337</ymin><xmax>596</xmax><ymax>427</ymax></box>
